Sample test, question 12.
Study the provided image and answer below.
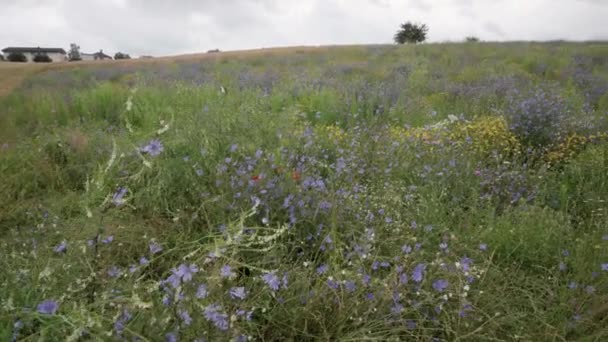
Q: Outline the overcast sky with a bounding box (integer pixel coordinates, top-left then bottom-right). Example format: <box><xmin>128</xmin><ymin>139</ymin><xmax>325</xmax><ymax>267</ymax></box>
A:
<box><xmin>1</xmin><ymin>0</ymin><xmax>607</xmax><ymax>56</ymax></box>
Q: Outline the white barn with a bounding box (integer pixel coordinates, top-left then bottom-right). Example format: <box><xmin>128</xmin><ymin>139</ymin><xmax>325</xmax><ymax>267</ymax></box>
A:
<box><xmin>1</xmin><ymin>47</ymin><xmax>67</xmax><ymax>62</ymax></box>
<box><xmin>81</xmin><ymin>50</ymin><xmax>113</xmax><ymax>61</ymax></box>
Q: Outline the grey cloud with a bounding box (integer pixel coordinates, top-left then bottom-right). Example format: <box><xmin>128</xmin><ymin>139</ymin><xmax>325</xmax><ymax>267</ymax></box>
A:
<box><xmin>483</xmin><ymin>21</ymin><xmax>505</xmax><ymax>38</ymax></box>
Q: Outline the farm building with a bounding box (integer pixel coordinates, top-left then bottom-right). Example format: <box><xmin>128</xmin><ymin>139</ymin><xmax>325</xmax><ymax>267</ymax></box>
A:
<box><xmin>1</xmin><ymin>47</ymin><xmax>67</xmax><ymax>62</ymax></box>
<box><xmin>81</xmin><ymin>50</ymin><xmax>113</xmax><ymax>61</ymax></box>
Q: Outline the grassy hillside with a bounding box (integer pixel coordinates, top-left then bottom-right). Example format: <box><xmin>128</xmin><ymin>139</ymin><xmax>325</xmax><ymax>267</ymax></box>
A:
<box><xmin>1</xmin><ymin>43</ymin><xmax>608</xmax><ymax>341</ymax></box>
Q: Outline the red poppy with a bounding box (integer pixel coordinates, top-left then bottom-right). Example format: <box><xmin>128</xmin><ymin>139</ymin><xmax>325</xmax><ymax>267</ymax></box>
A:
<box><xmin>251</xmin><ymin>175</ymin><xmax>261</xmax><ymax>181</ymax></box>
<box><xmin>291</xmin><ymin>171</ymin><xmax>301</xmax><ymax>181</ymax></box>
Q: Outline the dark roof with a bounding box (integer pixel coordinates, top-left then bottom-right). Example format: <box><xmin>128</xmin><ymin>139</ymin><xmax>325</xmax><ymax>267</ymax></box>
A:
<box><xmin>1</xmin><ymin>47</ymin><xmax>67</xmax><ymax>54</ymax></box>
<box><xmin>93</xmin><ymin>51</ymin><xmax>112</xmax><ymax>59</ymax></box>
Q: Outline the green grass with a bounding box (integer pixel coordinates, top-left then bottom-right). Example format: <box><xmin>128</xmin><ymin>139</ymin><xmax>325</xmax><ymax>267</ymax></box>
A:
<box><xmin>1</xmin><ymin>43</ymin><xmax>608</xmax><ymax>341</ymax></box>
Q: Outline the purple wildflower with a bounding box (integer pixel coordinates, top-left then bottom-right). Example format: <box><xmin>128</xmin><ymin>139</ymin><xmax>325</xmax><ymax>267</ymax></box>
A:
<box><xmin>439</xmin><ymin>242</ymin><xmax>448</xmax><ymax>251</ymax></box>
<box><xmin>432</xmin><ymin>279</ymin><xmax>449</xmax><ymax>292</ymax></box>
<box><xmin>141</xmin><ymin>139</ymin><xmax>164</xmax><ymax>157</ymax></box>
<box><xmin>196</xmin><ymin>284</ymin><xmax>208</xmax><ymax>299</ymax></box>
<box><xmin>391</xmin><ymin>303</ymin><xmax>404</xmax><ymax>314</ymax></box>
<box><xmin>586</xmin><ymin>286</ymin><xmax>596</xmax><ymax>294</ymax></box>
<box><xmin>402</xmin><ymin>244</ymin><xmax>412</xmax><ymax>254</ymax></box>
<box><xmin>230</xmin><ymin>144</ymin><xmax>238</xmax><ymax>153</ymax></box>
<box><xmin>568</xmin><ymin>281</ymin><xmax>578</xmax><ymax>289</ymax></box>
<box><xmin>603</xmin><ymin>235</ymin><xmax>608</xmax><ymax>241</ymax></box>
<box><xmin>230</xmin><ymin>287</ymin><xmax>247</xmax><ymax>300</ymax></box>
<box><xmin>54</xmin><ymin>241</ymin><xmax>67</xmax><ymax>253</ymax></box>
<box><xmin>175</xmin><ymin>264</ymin><xmax>198</xmax><ymax>283</ymax></box>
<box><xmin>149</xmin><ymin>242</ymin><xmax>163</xmax><ymax>254</ymax></box>
<box><xmin>203</xmin><ymin>304</ymin><xmax>229</xmax><ymax>331</ymax></box>
<box><xmin>37</xmin><ymin>300</ymin><xmax>59</xmax><ymax>315</ymax></box>
<box><xmin>108</xmin><ymin>266</ymin><xmax>122</xmax><ymax>278</ymax></box>
<box><xmin>601</xmin><ymin>263</ymin><xmax>608</xmax><ymax>272</ymax></box>
<box><xmin>559</xmin><ymin>262</ymin><xmax>567</xmax><ymax>271</ymax></box>
<box><xmin>102</xmin><ymin>235</ymin><xmax>114</xmax><ymax>244</ymax></box>
<box><xmin>326</xmin><ymin>278</ymin><xmax>339</xmax><ymax>289</ymax></box>
<box><xmin>479</xmin><ymin>243</ymin><xmax>488</xmax><ymax>251</ymax></box>
<box><xmin>362</xmin><ymin>273</ymin><xmax>371</xmax><ymax>286</ymax></box>
<box><xmin>412</xmin><ymin>263</ymin><xmax>426</xmax><ymax>283</ymax></box>
<box><xmin>166</xmin><ymin>332</ymin><xmax>178</xmax><ymax>342</ymax></box>
<box><xmin>179</xmin><ymin>310</ymin><xmax>192</xmax><ymax>326</ymax></box>
<box><xmin>112</xmin><ymin>187</ymin><xmax>128</xmax><ymax>206</ymax></box>
<box><xmin>399</xmin><ymin>273</ymin><xmax>408</xmax><ymax>285</ymax></box>
<box><xmin>220</xmin><ymin>265</ymin><xmax>235</xmax><ymax>278</ymax></box>
<box><xmin>344</xmin><ymin>280</ymin><xmax>357</xmax><ymax>293</ymax></box>
<box><xmin>316</xmin><ymin>264</ymin><xmax>329</xmax><ymax>275</ymax></box>
<box><xmin>164</xmin><ymin>273</ymin><xmax>181</xmax><ymax>289</ymax></box>
<box><xmin>562</xmin><ymin>250</ymin><xmax>570</xmax><ymax>257</ymax></box>
<box><xmin>262</xmin><ymin>272</ymin><xmax>281</xmax><ymax>291</ymax></box>
<box><xmin>406</xmin><ymin>320</ymin><xmax>417</xmax><ymax>329</ymax></box>
<box><xmin>114</xmin><ymin>310</ymin><xmax>132</xmax><ymax>335</ymax></box>
<box><xmin>139</xmin><ymin>257</ymin><xmax>149</xmax><ymax>265</ymax></box>
<box><xmin>460</xmin><ymin>256</ymin><xmax>473</xmax><ymax>272</ymax></box>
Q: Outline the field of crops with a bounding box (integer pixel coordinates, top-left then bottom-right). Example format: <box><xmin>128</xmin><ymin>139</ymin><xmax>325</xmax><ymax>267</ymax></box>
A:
<box><xmin>1</xmin><ymin>43</ymin><xmax>608</xmax><ymax>341</ymax></box>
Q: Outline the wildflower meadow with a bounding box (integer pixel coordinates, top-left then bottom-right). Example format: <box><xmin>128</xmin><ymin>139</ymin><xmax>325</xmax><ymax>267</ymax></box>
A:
<box><xmin>1</xmin><ymin>43</ymin><xmax>608</xmax><ymax>341</ymax></box>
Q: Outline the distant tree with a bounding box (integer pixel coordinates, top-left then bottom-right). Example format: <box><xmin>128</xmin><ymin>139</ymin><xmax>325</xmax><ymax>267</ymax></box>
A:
<box><xmin>207</xmin><ymin>49</ymin><xmax>220</xmax><ymax>53</ymax></box>
<box><xmin>68</xmin><ymin>43</ymin><xmax>81</xmax><ymax>61</ymax></box>
<box><xmin>394</xmin><ymin>22</ymin><xmax>428</xmax><ymax>44</ymax></box>
<box><xmin>7</xmin><ymin>52</ymin><xmax>27</xmax><ymax>62</ymax></box>
<box><xmin>114</xmin><ymin>52</ymin><xmax>131</xmax><ymax>60</ymax></box>
<box><xmin>33</xmin><ymin>54</ymin><xmax>53</xmax><ymax>63</ymax></box>
<box><xmin>0</xmin><ymin>53</ymin><xmax>5</xmax><ymax>61</ymax></box>
<box><xmin>466</xmin><ymin>36</ymin><xmax>480</xmax><ymax>42</ymax></box>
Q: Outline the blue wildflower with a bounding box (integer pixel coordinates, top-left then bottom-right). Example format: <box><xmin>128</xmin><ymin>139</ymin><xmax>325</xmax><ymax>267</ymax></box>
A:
<box><xmin>165</xmin><ymin>332</ymin><xmax>178</xmax><ymax>342</ymax></box>
<box><xmin>399</xmin><ymin>273</ymin><xmax>408</xmax><ymax>285</ymax></box>
<box><xmin>262</xmin><ymin>272</ymin><xmax>281</xmax><ymax>291</ymax></box>
<box><xmin>112</xmin><ymin>187</ymin><xmax>128</xmax><ymax>206</ymax></box>
<box><xmin>391</xmin><ymin>303</ymin><xmax>404</xmax><ymax>314</ymax></box>
<box><xmin>175</xmin><ymin>264</ymin><xmax>198</xmax><ymax>282</ymax></box>
<box><xmin>179</xmin><ymin>310</ymin><xmax>192</xmax><ymax>326</ymax></box>
<box><xmin>196</xmin><ymin>284</ymin><xmax>208</xmax><ymax>299</ymax></box>
<box><xmin>203</xmin><ymin>304</ymin><xmax>229</xmax><ymax>331</ymax></box>
<box><xmin>230</xmin><ymin>287</ymin><xmax>247</xmax><ymax>300</ymax></box>
<box><xmin>149</xmin><ymin>242</ymin><xmax>163</xmax><ymax>254</ymax></box>
<box><xmin>326</xmin><ymin>278</ymin><xmax>339</xmax><ymax>289</ymax></box>
<box><xmin>108</xmin><ymin>266</ymin><xmax>122</xmax><ymax>278</ymax></box>
<box><xmin>141</xmin><ymin>139</ymin><xmax>164</xmax><ymax>157</ymax></box>
<box><xmin>54</xmin><ymin>241</ymin><xmax>67</xmax><ymax>253</ymax></box>
<box><xmin>412</xmin><ymin>263</ymin><xmax>426</xmax><ymax>283</ymax></box>
<box><xmin>37</xmin><ymin>300</ymin><xmax>59</xmax><ymax>315</ymax></box>
<box><xmin>316</xmin><ymin>264</ymin><xmax>329</xmax><ymax>275</ymax></box>
<box><xmin>432</xmin><ymin>279</ymin><xmax>449</xmax><ymax>292</ymax></box>
<box><xmin>460</xmin><ymin>256</ymin><xmax>473</xmax><ymax>272</ymax></box>
<box><xmin>344</xmin><ymin>280</ymin><xmax>356</xmax><ymax>293</ymax></box>
<box><xmin>220</xmin><ymin>265</ymin><xmax>235</xmax><ymax>278</ymax></box>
